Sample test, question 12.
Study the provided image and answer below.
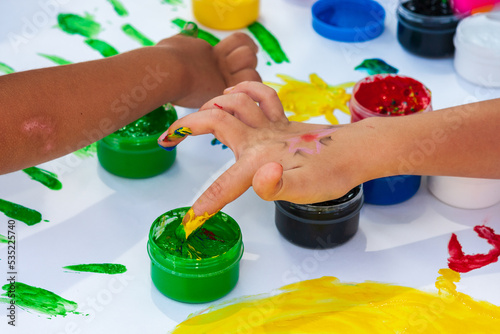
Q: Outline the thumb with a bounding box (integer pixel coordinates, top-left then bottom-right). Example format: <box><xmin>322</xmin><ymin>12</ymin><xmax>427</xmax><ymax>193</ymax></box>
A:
<box><xmin>252</xmin><ymin>162</ymin><xmax>284</xmax><ymax>201</ymax></box>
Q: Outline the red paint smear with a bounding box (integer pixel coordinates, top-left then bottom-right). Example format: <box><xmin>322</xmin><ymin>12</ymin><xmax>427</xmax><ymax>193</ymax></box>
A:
<box><xmin>355</xmin><ymin>75</ymin><xmax>431</xmax><ymax>116</ymax></box>
<box><xmin>448</xmin><ymin>225</ymin><xmax>500</xmax><ymax>273</ymax></box>
<box><xmin>214</xmin><ymin>103</ymin><xmax>224</xmax><ymax>109</ymax></box>
<box><xmin>300</xmin><ymin>133</ymin><xmax>319</xmax><ymax>142</ymax></box>
<box><xmin>202</xmin><ymin>228</ymin><xmax>221</xmax><ymax>241</ymax></box>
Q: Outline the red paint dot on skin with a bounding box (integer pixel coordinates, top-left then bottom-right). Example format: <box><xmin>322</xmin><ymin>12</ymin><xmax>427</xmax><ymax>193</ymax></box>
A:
<box><xmin>214</xmin><ymin>103</ymin><xmax>224</xmax><ymax>109</ymax></box>
<box><xmin>300</xmin><ymin>133</ymin><xmax>319</xmax><ymax>142</ymax></box>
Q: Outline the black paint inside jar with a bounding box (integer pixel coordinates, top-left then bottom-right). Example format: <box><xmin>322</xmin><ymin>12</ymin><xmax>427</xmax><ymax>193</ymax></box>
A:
<box><xmin>404</xmin><ymin>0</ymin><xmax>453</xmax><ymax>16</ymax></box>
<box><xmin>397</xmin><ymin>0</ymin><xmax>460</xmax><ymax>58</ymax></box>
<box><xmin>274</xmin><ymin>186</ymin><xmax>363</xmax><ymax>249</ymax></box>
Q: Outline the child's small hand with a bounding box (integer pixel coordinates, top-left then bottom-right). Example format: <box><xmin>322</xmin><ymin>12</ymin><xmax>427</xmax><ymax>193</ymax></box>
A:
<box><xmin>156</xmin><ymin>24</ymin><xmax>261</xmax><ymax>108</ymax></box>
<box><xmin>158</xmin><ymin>81</ymin><xmax>371</xmax><ymax>218</ymax></box>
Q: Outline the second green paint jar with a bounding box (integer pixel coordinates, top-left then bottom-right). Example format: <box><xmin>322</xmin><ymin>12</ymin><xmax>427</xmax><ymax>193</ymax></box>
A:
<box><xmin>147</xmin><ymin>207</ymin><xmax>244</xmax><ymax>304</ymax></box>
<box><xmin>97</xmin><ymin>104</ymin><xmax>177</xmax><ymax>178</ymax></box>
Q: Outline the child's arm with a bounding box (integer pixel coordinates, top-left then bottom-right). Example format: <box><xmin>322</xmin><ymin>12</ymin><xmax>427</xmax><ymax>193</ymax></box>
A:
<box><xmin>159</xmin><ymin>81</ymin><xmax>500</xmax><ymax>218</ymax></box>
<box><xmin>0</xmin><ymin>32</ymin><xmax>260</xmax><ymax>174</ymax></box>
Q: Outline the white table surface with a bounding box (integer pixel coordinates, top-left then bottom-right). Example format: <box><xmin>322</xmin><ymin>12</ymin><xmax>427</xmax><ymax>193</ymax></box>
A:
<box><xmin>1</xmin><ymin>0</ymin><xmax>500</xmax><ymax>333</ymax></box>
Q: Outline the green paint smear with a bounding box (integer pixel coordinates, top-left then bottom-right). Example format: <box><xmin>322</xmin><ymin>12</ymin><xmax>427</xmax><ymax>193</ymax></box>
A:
<box><xmin>38</xmin><ymin>53</ymin><xmax>73</xmax><ymax>65</ymax></box>
<box><xmin>22</xmin><ymin>167</ymin><xmax>62</xmax><ymax>190</ymax></box>
<box><xmin>0</xmin><ymin>282</ymin><xmax>81</xmax><ymax>317</ymax></box>
<box><xmin>122</xmin><ymin>24</ymin><xmax>155</xmax><ymax>46</ymax></box>
<box><xmin>57</xmin><ymin>13</ymin><xmax>102</xmax><ymax>38</ymax></box>
<box><xmin>355</xmin><ymin>58</ymin><xmax>399</xmax><ymax>75</ymax></box>
<box><xmin>0</xmin><ymin>199</ymin><xmax>43</xmax><ymax>226</ymax></box>
<box><xmin>247</xmin><ymin>22</ymin><xmax>289</xmax><ymax>65</ymax></box>
<box><xmin>74</xmin><ymin>142</ymin><xmax>97</xmax><ymax>158</ymax></box>
<box><xmin>114</xmin><ymin>104</ymin><xmax>176</xmax><ymax>138</ymax></box>
<box><xmin>154</xmin><ymin>210</ymin><xmax>239</xmax><ymax>259</ymax></box>
<box><xmin>106</xmin><ymin>0</ymin><xmax>129</xmax><ymax>16</ymax></box>
<box><xmin>0</xmin><ymin>62</ymin><xmax>15</xmax><ymax>74</ymax></box>
<box><xmin>172</xmin><ymin>18</ymin><xmax>220</xmax><ymax>46</ymax></box>
<box><xmin>85</xmin><ymin>39</ymin><xmax>119</xmax><ymax>57</ymax></box>
<box><xmin>0</xmin><ymin>234</ymin><xmax>8</xmax><ymax>244</ymax></box>
<box><xmin>162</xmin><ymin>0</ymin><xmax>183</xmax><ymax>5</ymax></box>
<box><xmin>63</xmin><ymin>263</ymin><xmax>127</xmax><ymax>274</ymax></box>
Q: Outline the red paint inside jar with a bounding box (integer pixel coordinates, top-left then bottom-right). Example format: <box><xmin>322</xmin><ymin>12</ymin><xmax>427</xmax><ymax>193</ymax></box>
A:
<box><xmin>354</xmin><ymin>75</ymin><xmax>431</xmax><ymax>116</ymax></box>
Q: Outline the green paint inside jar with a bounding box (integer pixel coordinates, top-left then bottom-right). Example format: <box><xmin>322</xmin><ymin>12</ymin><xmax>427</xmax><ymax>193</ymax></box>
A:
<box><xmin>147</xmin><ymin>207</ymin><xmax>244</xmax><ymax>303</ymax></box>
<box><xmin>97</xmin><ymin>104</ymin><xmax>177</xmax><ymax>178</ymax></box>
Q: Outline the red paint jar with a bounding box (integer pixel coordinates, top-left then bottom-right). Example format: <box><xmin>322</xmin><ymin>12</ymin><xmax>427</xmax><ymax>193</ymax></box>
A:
<box><xmin>349</xmin><ymin>74</ymin><xmax>432</xmax><ymax>205</ymax></box>
<box><xmin>350</xmin><ymin>74</ymin><xmax>432</xmax><ymax>122</ymax></box>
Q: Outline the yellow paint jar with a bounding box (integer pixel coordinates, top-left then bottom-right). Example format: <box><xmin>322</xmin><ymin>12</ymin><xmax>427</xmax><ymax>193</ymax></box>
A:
<box><xmin>192</xmin><ymin>0</ymin><xmax>260</xmax><ymax>30</ymax></box>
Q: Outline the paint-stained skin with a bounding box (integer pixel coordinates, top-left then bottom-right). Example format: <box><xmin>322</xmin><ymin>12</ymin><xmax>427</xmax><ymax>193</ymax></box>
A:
<box><xmin>286</xmin><ymin>128</ymin><xmax>338</xmax><ymax>156</ymax></box>
<box><xmin>22</xmin><ymin>116</ymin><xmax>58</xmax><ymax>154</ymax></box>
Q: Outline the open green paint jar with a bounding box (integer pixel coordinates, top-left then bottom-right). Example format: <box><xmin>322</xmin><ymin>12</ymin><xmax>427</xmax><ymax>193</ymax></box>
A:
<box><xmin>147</xmin><ymin>207</ymin><xmax>244</xmax><ymax>304</ymax></box>
<box><xmin>97</xmin><ymin>104</ymin><xmax>177</xmax><ymax>178</ymax></box>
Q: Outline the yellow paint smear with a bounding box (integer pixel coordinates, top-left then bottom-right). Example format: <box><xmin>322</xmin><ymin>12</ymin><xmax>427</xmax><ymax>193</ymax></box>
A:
<box><xmin>265</xmin><ymin>74</ymin><xmax>355</xmax><ymax>125</ymax></box>
<box><xmin>171</xmin><ymin>268</ymin><xmax>500</xmax><ymax>333</ymax></box>
<box><xmin>182</xmin><ymin>208</ymin><xmax>216</xmax><ymax>239</ymax></box>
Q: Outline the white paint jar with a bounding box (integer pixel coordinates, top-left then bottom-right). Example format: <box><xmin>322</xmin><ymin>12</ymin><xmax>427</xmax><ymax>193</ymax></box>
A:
<box><xmin>428</xmin><ymin>176</ymin><xmax>500</xmax><ymax>209</ymax></box>
<box><xmin>453</xmin><ymin>12</ymin><xmax>500</xmax><ymax>87</ymax></box>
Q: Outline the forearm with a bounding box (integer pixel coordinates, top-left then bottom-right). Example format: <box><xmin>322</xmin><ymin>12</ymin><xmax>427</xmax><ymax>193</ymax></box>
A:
<box><xmin>371</xmin><ymin>98</ymin><xmax>500</xmax><ymax>179</ymax></box>
<box><xmin>0</xmin><ymin>46</ymin><xmax>188</xmax><ymax>174</ymax></box>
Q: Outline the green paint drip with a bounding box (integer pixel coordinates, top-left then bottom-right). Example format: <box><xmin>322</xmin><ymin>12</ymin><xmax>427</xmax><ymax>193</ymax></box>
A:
<box><xmin>63</xmin><ymin>263</ymin><xmax>127</xmax><ymax>274</ymax></box>
<box><xmin>0</xmin><ymin>62</ymin><xmax>15</xmax><ymax>74</ymax></box>
<box><xmin>162</xmin><ymin>0</ymin><xmax>183</xmax><ymax>5</ymax></box>
<box><xmin>85</xmin><ymin>39</ymin><xmax>119</xmax><ymax>57</ymax></box>
<box><xmin>247</xmin><ymin>22</ymin><xmax>289</xmax><ymax>64</ymax></box>
<box><xmin>57</xmin><ymin>13</ymin><xmax>102</xmax><ymax>38</ymax></box>
<box><xmin>0</xmin><ymin>234</ymin><xmax>8</xmax><ymax>244</ymax></box>
<box><xmin>74</xmin><ymin>142</ymin><xmax>97</xmax><ymax>158</ymax></box>
<box><xmin>355</xmin><ymin>58</ymin><xmax>399</xmax><ymax>75</ymax></box>
<box><xmin>115</xmin><ymin>104</ymin><xmax>176</xmax><ymax>138</ymax></box>
<box><xmin>122</xmin><ymin>24</ymin><xmax>155</xmax><ymax>46</ymax></box>
<box><xmin>106</xmin><ymin>0</ymin><xmax>129</xmax><ymax>16</ymax></box>
<box><xmin>0</xmin><ymin>199</ymin><xmax>42</xmax><ymax>226</ymax></box>
<box><xmin>38</xmin><ymin>53</ymin><xmax>73</xmax><ymax>65</ymax></box>
<box><xmin>0</xmin><ymin>282</ymin><xmax>81</xmax><ymax>317</ymax></box>
<box><xmin>172</xmin><ymin>18</ymin><xmax>220</xmax><ymax>46</ymax></box>
<box><xmin>22</xmin><ymin>167</ymin><xmax>62</xmax><ymax>190</ymax></box>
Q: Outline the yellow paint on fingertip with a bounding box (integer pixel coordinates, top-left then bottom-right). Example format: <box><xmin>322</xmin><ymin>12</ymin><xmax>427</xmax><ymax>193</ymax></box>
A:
<box><xmin>182</xmin><ymin>208</ymin><xmax>216</xmax><ymax>239</ymax></box>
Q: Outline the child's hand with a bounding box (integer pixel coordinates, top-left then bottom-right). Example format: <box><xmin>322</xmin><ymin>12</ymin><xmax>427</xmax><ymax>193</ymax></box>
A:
<box><xmin>156</xmin><ymin>25</ymin><xmax>261</xmax><ymax>108</ymax></box>
<box><xmin>158</xmin><ymin>81</ymin><xmax>376</xmax><ymax>217</ymax></box>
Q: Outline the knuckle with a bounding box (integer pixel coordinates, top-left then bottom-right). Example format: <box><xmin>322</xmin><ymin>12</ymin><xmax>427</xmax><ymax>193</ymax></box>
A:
<box><xmin>203</xmin><ymin>180</ymin><xmax>225</xmax><ymax>204</ymax></box>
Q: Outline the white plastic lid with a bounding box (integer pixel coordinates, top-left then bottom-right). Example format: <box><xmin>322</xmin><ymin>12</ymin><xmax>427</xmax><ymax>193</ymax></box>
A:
<box><xmin>455</xmin><ymin>11</ymin><xmax>500</xmax><ymax>56</ymax></box>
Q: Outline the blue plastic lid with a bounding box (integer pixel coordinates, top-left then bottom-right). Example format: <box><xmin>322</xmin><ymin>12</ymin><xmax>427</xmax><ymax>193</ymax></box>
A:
<box><xmin>312</xmin><ymin>0</ymin><xmax>386</xmax><ymax>42</ymax></box>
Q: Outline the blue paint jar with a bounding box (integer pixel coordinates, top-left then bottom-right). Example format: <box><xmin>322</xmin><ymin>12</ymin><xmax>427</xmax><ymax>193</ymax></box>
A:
<box><xmin>397</xmin><ymin>0</ymin><xmax>461</xmax><ymax>57</ymax></box>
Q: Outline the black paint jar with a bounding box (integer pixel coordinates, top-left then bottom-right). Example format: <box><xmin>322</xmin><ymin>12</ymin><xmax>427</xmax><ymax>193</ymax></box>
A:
<box><xmin>397</xmin><ymin>0</ymin><xmax>461</xmax><ymax>58</ymax></box>
<box><xmin>274</xmin><ymin>185</ymin><xmax>364</xmax><ymax>249</ymax></box>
